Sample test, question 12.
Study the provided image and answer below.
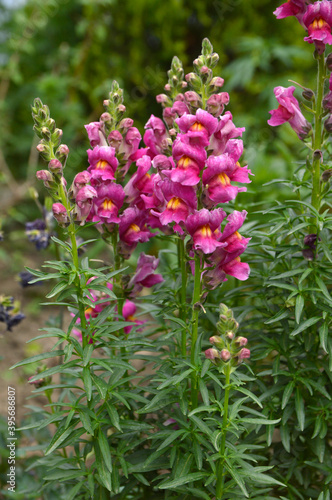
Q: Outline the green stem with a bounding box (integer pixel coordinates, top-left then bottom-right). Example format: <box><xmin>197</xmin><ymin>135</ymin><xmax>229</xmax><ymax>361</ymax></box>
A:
<box><xmin>190</xmin><ymin>253</ymin><xmax>202</xmax><ymax>410</ymax></box>
<box><xmin>216</xmin><ymin>362</ymin><xmax>231</xmax><ymax>499</ymax></box>
<box><xmin>178</xmin><ymin>238</ymin><xmax>188</xmax><ymax>357</ymax></box>
<box><xmin>311</xmin><ymin>53</ymin><xmax>325</xmax><ymax>231</ymax></box>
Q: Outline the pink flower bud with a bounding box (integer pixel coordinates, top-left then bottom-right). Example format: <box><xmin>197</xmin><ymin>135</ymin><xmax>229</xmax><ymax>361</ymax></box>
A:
<box><xmin>156</xmin><ymin>93</ymin><xmax>168</xmax><ymax>104</ymax></box>
<box><xmin>200</xmin><ymin>65</ymin><xmax>209</xmax><ymax>74</ymax></box>
<box><xmin>119</xmin><ymin>118</ymin><xmax>134</xmax><ymax>130</ymax></box>
<box><xmin>58</xmin><ymin>144</ymin><xmax>69</xmax><ymax>155</ymax></box>
<box><xmin>211</xmin><ymin>76</ymin><xmax>224</xmax><ymax>88</ymax></box>
<box><xmin>235</xmin><ymin>336</ymin><xmax>248</xmax><ymax>347</ymax></box>
<box><xmin>48</xmin><ymin>159</ymin><xmax>63</xmax><ymax>173</ymax></box>
<box><xmin>100</xmin><ymin>112</ymin><xmax>111</xmax><ymax>122</ymax></box>
<box><xmin>220</xmin><ymin>349</ymin><xmax>231</xmax><ymax>362</ymax></box>
<box><xmin>36</xmin><ymin>170</ymin><xmax>54</xmax><ymax>188</ymax></box>
<box><xmin>205</xmin><ymin>348</ymin><xmax>219</xmax><ymax>362</ymax></box>
<box><xmin>117</xmin><ymin>104</ymin><xmax>126</xmax><ymax>113</ymax></box>
<box><xmin>108</xmin><ymin>130</ymin><xmax>123</xmax><ymax>151</ymax></box>
<box><xmin>36</xmin><ymin>143</ymin><xmax>46</xmax><ymax>152</ymax></box>
<box><xmin>238</xmin><ymin>348</ymin><xmax>250</xmax><ymax>360</ymax></box>
<box><xmin>226</xmin><ymin>331</ymin><xmax>235</xmax><ymax>340</ymax></box>
<box><xmin>52</xmin><ymin>203</ymin><xmax>69</xmax><ymax>225</ymax></box>
<box><xmin>164</xmin><ymin>84</ymin><xmax>171</xmax><ymax>92</ymax></box>
<box><xmin>209</xmin><ymin>336</ymin><xmax>224</xmax><ymax>349</ymax></box>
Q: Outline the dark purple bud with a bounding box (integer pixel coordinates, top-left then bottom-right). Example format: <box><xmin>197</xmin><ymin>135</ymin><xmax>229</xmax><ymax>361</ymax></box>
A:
<box><xmin>304</xmin><ymin>233</ymin><xmax>318</xmax><ymax>249</ymax></box>
<box><xmin>322</xmin><ymin>168</ymin><xmax>332</xmax><ymax>182</ymax></box>
<box><xmin>325</xmin><ymin>116</ymin><xmax>332</xmax><ymax>133</ymax></box>
<box><xmin>326</xmin><ymin>53</ymin><xmax>332</xmax><ymax>71</ymax></box>
<box><xmin>302</xmin><ymin>248</ymin><xmax>314</xmax><ymax>261</ymax></box>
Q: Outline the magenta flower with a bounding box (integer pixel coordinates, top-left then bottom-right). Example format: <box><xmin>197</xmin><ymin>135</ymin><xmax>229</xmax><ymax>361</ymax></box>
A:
<box><xmin>219</xmin><ymin>211</ymin><xmax>251</xmax><ymax>253</ymax></box>
<box><xmin>128</xmin><ymin>253</ymin><xmax>164</xmax><ymax>295</ymax></box>
<box><xmin>303</xmin><ymin>0</ymin><xmax>332</xmax><ymax>53</ymax></box>
<box><xmin>124</xmin><ymin>155</ymin><xmax>153</xmax><ymax>207</ymax></box>
<box><xmin>274</xmin><ymin>0</ymin><xmax>308</xmax><ymax>23</ymax></box>
<box><xmin>172</xmin><ymin>99</ymin><xmax>190</xmax><ymax>117</ymax></box>
<box><xmin>71</xmin><ymin>171</ymin><xmax>91</xmax><ymax>198</ymax></box>
<box><xmin>206</xmin><ymin>93</ymin><xmax>230</xmax><ymax>117</ymax></box>
<box><xmin>157</xmin><ymin>181</ymin><xmax>197</xmax><ymax>225</ymax></box>
<box><xmin>176</xmin><ymin>109</ymin><xmax>219</xmax><ymax>147</ymax></box>
<box><xmin>186</xmin><ymin>208</ymin><xmax>227</xmax><ymax>254</ymax></box>
<box><xmin>268</xmin><ymin>86</ymin><xmax>311</xmax><ymax>139</ymax></box>
<box><xmin>238</xmin><ymin>348</ymin><xmax>251</xmax><ymax>360</ymax></box>
<box><xmin>165</xmin><ymin>134</ymin><xmax>207</xmax><ymax>186</ymax></box>
<box><xmin>143</xmin><ymin>115</ymin><xmax>169</xmax><ymax>158</ymax></box>
<box><xmin>76</xmin><ymin>185</ymin><xmax>98</xmax><ymax>223</ymax></box>
<box><xmin>52</xmin><ymin>203</ymin><xmax>68</xmax><ymax>225</ymax></box>
<box><xmin>205</xmin><ymin>348</ymin><xmax>220</xmax><ymax>362</ymax></box>
<box><xmin>209</xmin><ymin>111</ymin><xmax>245</xmax><ymax>155</ymax></box>
<box><xmin>85</xmin><ymin>121</ymin><xmax>106</xmax><ymax>147</ymax></box>
<box><xmin>92</xmin><ymin>183</ymin><xmax>125</xmax><ymax>224</ymax></box>
<box><xmin>122</xmin><ymin>300</ymin><xmax>145</xmax><ymax>334</ymax></box>
<box><xmin>87</xmin><ymin>146</ymin><xmax>119</xmax><ymax>184</ymax></box>
<box><xmin>202</xmin><ymin>155</ymin><xmax>251</xmax><ymax>206</ymax></box>
<box><xmin>119</xmin><ymin>207</ymin><xmax>152</xmax><ymax>248</ymax></box>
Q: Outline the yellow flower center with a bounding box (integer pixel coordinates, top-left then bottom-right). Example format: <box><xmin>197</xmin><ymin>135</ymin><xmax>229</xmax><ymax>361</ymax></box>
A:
<box><xmin>234</xmin><ymin>231</ymin><xmax>242</xmax><ymax>240</ymax></box>
<box><xmin>190</xmin><ymin>121</ymin><xmax>205</xmax><ymax>132</ymax></box>
<box><xmin>96</xmin><ymin>160</ymin><xmax>110</xmax><ymax>170</ymax></box>
<box><xmin>218</xmin><ymin>172</ymin><xmax>231</xmax><ymax>186</ymax></box>
<box><xmin>102</xmin><ymin>199</ymin><xmax>115</xmax><ymax>210</ymax></box>
<box><xmin>311</xmin><ymin>17</ymin><xmax>327</xmax><ymax>30</ymax></box>
<box><xmin>127</xmin><ymin>315</ymin><xmax>136</xmax><ymax>322</ymax></box>
<box><xmin>177</xmin><ymin>156</ymin><xmax>192</xmax><ymax>169</ymax></box>
<box><xmin>201</xmin><ymin>225</ymin><xmax>212</xmax><ymax>238</ymax></box>
<box><xmin>166</xmin><ymin>197</ymin><xmax>182</xmax><ymax>210</ymax></box>
<box><xmin>85</xmin><ymin>307</ymin><xmax>94</xmax><ymax>317</ymax></box>
<box><xmin>130</xmin><ymin>223</ymin><xmax>140</xmax><ymax>232</ymax></box>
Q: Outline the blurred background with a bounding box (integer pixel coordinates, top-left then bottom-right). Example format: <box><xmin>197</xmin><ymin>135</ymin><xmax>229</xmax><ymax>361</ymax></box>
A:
<box><xmin>0</xmin><ymin>0</ymin><xmax>317</xmax><ymax>420</ymax></box>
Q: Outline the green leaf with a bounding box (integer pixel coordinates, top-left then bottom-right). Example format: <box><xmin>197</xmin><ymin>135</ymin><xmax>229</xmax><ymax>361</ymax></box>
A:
<box><xmin>290</xmin><ymin>317</ymin><xmax>320</xmax><ymax>337</ymax></box>
<box><xmin>98</xmin><ymin>428</ymin><xmax>112</xmax><ymax>473</ymax></box>
<box><xmin>78</xmin><ymin>409</ymin><xmax>94</xmax><ymax>435</ymax></box>
<box><xmin>106</xmin><ymin>402</ymin><xmax>122</xmax><ymax>432</ymax></box>
<box><xmin>158</xmin><ymin>472</ymin><xmax>208</xmax><ymax>489</ymax></box>
<box><xmin>282</xmin><ymin>381</ymin><xmax>295</xmax><ymax>410</ymax></box>
<box><xmin>295</xmin><ymin>295</ymin><xmax>304</xmax><ymax>324</ymax></box>
<box><xmin>264</xmin><ymin>310</ymin><xmax>289</xmax><ymax>325</ymax></box>
<box><xmin>315</xmin><ymin>276</ymin><xmax>332</xmax><ymax>304</ymax></box>
<box><xmin>83</xmin><ymin>344</ymin><xmax>94</xmax><ymax>366</ymax></box>
<box><xmin>45</xmin><ymin>421</ymin><xmax>79</xmax><ymax>455</ymax></box>
<box><xmin>10</xmin><ymin>350</ymin><xmax>64</xmax><ymax>369</ymax></box>
<box><xmin>240</xmin><ymin>417</ymin><xmax>281</xmax><ymax>425</ymax></box>
<box><xmin>46</xmin><ymin>281</ymin><xmax>69</xmax><ymax>298</ymax></box>
<box><xmin>95</xmin><ymin>441</ymin><xmax>112</xmax><ymax>491</ymax></box>
<box><xmin>319</xmin><ymin>322</ymin><xmax>329</xmax><ymax>353</ymax></box>
<box><xmin>225</xmin><ymin>463</ymin><xmax>248</xmax><ymax>497</ymax></box>
<box><xmin>66</xmin><ymin>481</ymin><xmax>84</xmax><ymax>500</ymax></box>
<box><xmin>83</xmin><ymin>366</ymin><xmax>92</xmax><ymax>401</ymax></box>
<box><xmin>43</xmin><ymin>469</ymin><xmax>83</xmax><ymax>481</ymax></box>
<box><xmin>295</xmin><ymin>388</ymin><xmax>305</xmax><ymax>431</ymax></box>
<box><xmin>280</xmin><ymin>423</ymin><xmax>290</xmax><ymax>453</ymax></box>
<box><xmin>189</xmin><ymin>415</ymin><xmax>211</xmax><ymax>436</ymax></box>
<box><xmin>156</xmin><ymin>430</ymin><xmax>186</xmax><ymax>452</ymax></box>
<box><xmin>92</xmin><ymin>373</ymin><xmax>108</xmax><ymax>400</ymax></box>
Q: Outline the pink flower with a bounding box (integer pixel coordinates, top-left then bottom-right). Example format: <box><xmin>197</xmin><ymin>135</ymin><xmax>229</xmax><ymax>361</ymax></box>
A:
<box><xmin>206</xmin><ymin>93</ymin><xmax>230</xmax><ymax>117</ymax></box>
<box><xmin>75</xmin><ymin>185</ymin><xmax>97</xmax><ymax>223</ymax></box>
<box><xmin>128</xmin><ymin>253</ymin><xmax>164</xmax><ymax>295</ymax></box>
<box><xmin>238</xmin><ymin>348</ymin><xmax>251</xmax><ymax>360</ymax></box>
<box><xmin>205</xmin><ymin>348</ymin><xmax>220</xmax><ymax>362</ymax></box>
<box><xmin>165</xmin><ymin>134</ymin><xmax>207</xmax><ymax>186</ymax></box>
<box><xmin>92</xmin><ymin>183</ymin><xmax>125</xmax><ymax>224</ymax></box>
<box><xmin>219</xmin><ymin>211</ymin><xmax>251</xmax><ymax>253</ymax></box>
<box><xmin>303</xmin><ymin>1</ymin><xmax>332</xmax><ymax>53</ymax></box>
<box><xmin>85</xmin><ymin>121</ymin><xmax>106</xmax><ymax>147</ymax></box>
<box><xmin>71</xmin><ymin>171</ymin><xmax>91</xmax><ymax>198</ymax></box>
<box><xmin>157</xmin><ymin>181</ymin><xmax>197</xmax><ymax>225</ymax></box>
<box><xmin>268</xmin><ymin>86</ymin><xmax>311</xmax><ymax>139</ymax></box>
<box><xmin>202</xmin><ymin>155</ymin><xmax>251</xmax><ymax>206</ymax></box>
<box><xmin>175</xmin><ymin>109</ymin><xmax>219</xmax><ymax>147</ymax></box>
<box><xmin>209</xmin><ymin>111</ymin><xmax>245</xmax><ymax>155</ymax></box>
<box><xmin>122</xmin><ymin>300</ymin><xmax>145</xmax><ymax>334</ymax></box>
<box><xmin>186</xmin><ymin>208</ymin><xmax>227</xmax><ymax>254</ymax></box>
<box><xmin>274</xmin><ymin>0</ymin><xmax>308</xmax><ymax>23</ymax></box>
<box><xmin>52</xmin><ymin>203</ymin><xmax>68</xmax><ymax>225</ymax></box>
<box><xmin>119</xmin><ymin>207</ymin><xmax>152</xmax><ymax>247</ymax></box>
<box><xmin>87</xmin><ymin>146</ymin><xmax>118</xmax><ymax>184</ymax></box>
<box><xmin>124</xmin><ymin>155</ymin><xmax>153</xmax><ymax>207</ymax></box>
<box><xmin>143</xmin><ymin>115</ymin><xmax>169</xmax><ymax>158</ymax></box>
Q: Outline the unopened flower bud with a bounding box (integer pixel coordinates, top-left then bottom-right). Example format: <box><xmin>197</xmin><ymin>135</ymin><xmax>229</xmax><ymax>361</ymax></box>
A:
<box><xmin>103</xmin><ymin>99</ymin><xmax>110</xmax><ymax>107</ymax></box>
<box><xmin>322</xmin><ymin>168</ymin><xmax>332</xmax><ymax>182</ymax></box>
<box><xmin>313</xmin><ymin>149</ymin><xmax>323</xmax><ymax>161</ymax></box>
<box><xmin>226</xmin><ymin>331</ymin><xmax>234</xmax><ymax>340</ymax></box>
<box><xmin>117</xmin><ymin>104</ymin><xmax>126</xmax><ymax>113</ymax></box>
<box><xmin>205</xmin><ymin>348</ymin><xmax>219</xmax><ymax>363</ymax></box>
<box><xmin>164</xmin><ymin>84</ymin><xmax>171</xmax><ymax>92</ymax></box>
<box><xmin>324</xmin><ymin>116</ymin><xmax>332</xmax><ymax>133</ymax></box>
<box><xmin>108</xmin><ymin>130</ymin><xmax>123</xmax><ymax>151</ymax></box>
<box><xmin>326</xmin><ymin>53</ymin><xmax>332</xmax><ymax>71</ymax></box>
<box><xmin>100</xmin><ymin>112</ymin><xmax>111</xmax><ymax>122</ymax></box>
<box><xmin>28</xmin><ymin>376</ymin><xmax>45</xmax><ymax>389</ymax></box>
<box><xmin>302</xmin><ymin>88</ymin><xmax>314</xmax><ymax>101</ymax></box>
<box><xmin>235</xmin><ymin>336</ymin><xmax>248</xmax><ymax>347</ymax></box>
<box><xmin>52</xmin><ymin>203</ymin><xmax>69</xmax><ymax>226</ymax></box>
<box><xmin>238</xmin><ymin>348</ymin><xmax>250</xmax><ymax>360</ymax></box>
<box><xmin>56</xmin><ymin>144</ymin><xmax>69</xmax><ymax>163</ymax></box>
<box><xmin>185</xmin><ymin>72</ymin><xmax>201</xmax><ymax>89</ymax></box>
<box><xmin>36</xmin><ymin>170</ymin><xmax>54</xmax><ymax>188</ymax></box>
<box><xmin>209</xmin><ymin>335</ymin><xmax>224</xmax><ymax>349</ymax></box>
<box><xmin>220</xmin><ymin>349</ymin><xmax>231</xmax><ymax>362</ymax></box>
<box><xmin>210</xmin><ymin>53</ymin><xmax>219</xmax><ymax>66</ymax></box>
<box><xmin>156</xmin><ymin>94</ymin><xmax>168</xmax><ymax>104</ymax></box>
<box><xmin>181</xmin><ymin>81</ymin><xmax>187</xmax><ymax>88</ymax></box>
<box><xmin>48</xmin><ymin>159</ymin><xmax>63</xmax><ymax>173</ymax></box>
<box><xmin>302</xmin><ymin>248</ymin><xmax>314</xmax><ymax>261</ymax></box>
<box><xmin>210</xmin><ymin>76</ymin><xmax>224</xmax><ymax>88</ymax></box>
<box><xmin>41</xmin><ymin>126</ymin><xmax>51</xmax><ymax>140</ymax></box>
<box><xmin>184</xmin><ymin>91</ymin><xmax>202</xmax><ymax>109</ymax></box>
<box><xmin>119</xmin><ymin>118</ymin><xmax>134</xmax><ymax>131</ymax></box>
<box><xmin>36</xmin><ymin>143</ymin><xmax>47</xmax><ymax>153</ymax></box>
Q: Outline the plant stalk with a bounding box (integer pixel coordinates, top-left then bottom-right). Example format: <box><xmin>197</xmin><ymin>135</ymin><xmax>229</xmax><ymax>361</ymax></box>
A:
<box><xmin>216</xmin><ymin>362</ymin><xmax>231</xmax><ymax>498</ymax></box>
<box><xmin>190</xmin><ymin>253</ymin><xmax>202</xmax><ymax>410</ymax></box>
<box><xmin>178</xmin><ymin>238</ymin><xmax>188</xmax><ymax>357</ymax></box>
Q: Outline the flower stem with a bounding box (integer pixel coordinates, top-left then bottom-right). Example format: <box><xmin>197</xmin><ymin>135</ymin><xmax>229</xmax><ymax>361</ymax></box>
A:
<box><xmin>311</xmin><ymin>53</ymin><xmax>325</xmax><ymax>230</ymax></box>
<box><xmin>216</xmin><ymin>362</ymin><xmax>231</xmax><ymax>499</ymax></box>
<box><xmin>190</xmin><ymin>253</ymin><xmax>202</xmax><ymax>410</ymax></box>
<box><xmin>178</xmin><ymin>238</ymin><xmax>188</xmax><ymax>357</ymax></box>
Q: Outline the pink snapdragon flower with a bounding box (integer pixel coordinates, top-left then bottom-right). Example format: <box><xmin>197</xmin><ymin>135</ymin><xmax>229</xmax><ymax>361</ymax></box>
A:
<box><xmin>122</xmin><ymin>300</ymin><xmax>145</xmax><ymax>334</ymax></box>
<box><xmin>75</xmin><ymin>185</ymin><xmax>97</xmax><ymax>223</ymax></box>
<box><xmin>175</xmin><ymin>109</ymin><xmax>219</xmax><ymax>147</ymax></box>
<box><xmin>119</xmin><ymin>207</ymin><xmax>152</xmax><ymax>250</ymax></box>
<box><xmin>209</xmin><ymin>111</ymin><xmax>245</xmax><ymax>155</ymax></box>
<box><xmin>165</xmin><ymin>134</ymin><xmax>207</xmax><ymax>186</ymax></box>
<box><xmin>157</xmin><ymin>181</ymin><xmax>197</xmax><ymax>226</ymax></box>
<box><xmin>185</xmin><ymin>208</ymin><xmax>227</xmax><ymax>254</ymax></box>
<box><xmin>85</xmin><ymin>122</ymin><xmax>106</xmax><ymax>147</ymax></box>
<box><xmin>268</xmin><ymin>86</ymin><xmax>311</xmax><ymax>139</ymax></box>
<box><xmin>91</xmin><ymin>183</ymin><xmax>125</xmax><ymax>224</ymax></box>
<box><xmin>128</xmin><ymin>253</ymin><xmax>164</xmax><ymax>295</ymax></box>
<box><xmin>124</xmin><ymin>155</ymin><xmax>153</xmax><ymax>207</ymax></box>
<box><xmin>144</xmin><ymin>115</ymin><xmax>169</xmax><ymax>158</ymax></box>
<box><xmin>87</xmin><ymin>146</ymin><xmax>119</xmax><ymax>184</ymax></box>
<box><xmin>303</xmin><ymin>0</ymin><xmax>332</xmax><ymax>53</ymax></box>
<box><xmin>274</xmin><ymin>0</ymin><xmax>308</xmax><ymax>23</ymax></box>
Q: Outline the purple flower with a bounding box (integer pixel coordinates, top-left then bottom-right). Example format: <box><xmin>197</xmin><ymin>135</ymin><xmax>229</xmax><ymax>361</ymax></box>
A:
<box><xmin>122</xmin><ymin>300</ymin><xmax>145</xmax><ymax>334</ymax></box>
<box><xmin>157</xmin><ymin>181</ymin><xmax>197</xmax><ymax>225</ymax></box>
<box><xmin>274</xmin><ymin>0</ymin><xmax>308</xmax><ymax>23</ymax></box>
<box><xmin>143</xmin><ymin>115</ymin><xmax>169</xmax><ymax>158</ymax></box>
<box><xmin>268</xmin><ymin>86</ymin><xmax>311</xmax><ymax>139</ymax></box>
<box><xmin>209</xmin><ymin>111</ymin><xmax>245</xmax><ymax>155</ymax></box>
<box><xmin>85</xmin><ymin>121</ymin><xmax>106</xmax><ymax>147</ymax></box>
<box><xmin>128</xmin><ymin>253</ymin><xmax>164</xmax><ymax>295</ymax></box>
<box><xmin>92</xmin><ymin>183</ymin><xmax>125</xmax><ymax>224</ymax></box>
<box><xmin>303</xmin><ymin>1</ymin><xmax>332</xmax><ymax>53</ymax></box>
<box><xmin>119</xmin><ymin>207</ymin><xmax>152</xmax><ymax>248</ymax></box>
<box><xmin>75</xmin><ymin>186</ymin><xmax>97</xmax><ymax>223</ymax></box>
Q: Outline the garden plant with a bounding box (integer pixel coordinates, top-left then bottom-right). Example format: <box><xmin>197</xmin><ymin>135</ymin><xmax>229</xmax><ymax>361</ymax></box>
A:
<box><xmin>2</xmin><ymin>1</ymin><xmax>332</xmax><ymax>499</ymax></box>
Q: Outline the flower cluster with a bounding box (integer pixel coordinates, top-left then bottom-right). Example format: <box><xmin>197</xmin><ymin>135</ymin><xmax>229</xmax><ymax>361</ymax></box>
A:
<box><xmin>274</xmin><ymin>0</ymin><xmax>332</xmax><ymax>54</ymax></box>
<box><xmin>205</xmin><ymin>303</ymin><xmax>250</xmax><ymax>365</ymax></box>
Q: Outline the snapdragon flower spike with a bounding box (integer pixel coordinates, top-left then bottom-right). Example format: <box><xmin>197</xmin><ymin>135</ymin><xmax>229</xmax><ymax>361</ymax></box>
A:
<box><xmin>122</xmin><ymin>300</ymin><xmax>145</xmax><ymax>334</ymax></box>
<box><xmin>91</xmin><ymin>183</ymin><xmax>125</xmax><ymax>224</ymax></box>
<box><xmin>274</xmin><ymin>0</ymin><xmax>308</xmax><ymax>23</ymax></box>
<box><xmin>128</xmin><ymin>253</ymin><xmax>164</xmax><ymax>295</ymax></box>
<box><xmin>87</xmin><ymin>146</ymin><xmax>118</xmax><ymax>184</ymax></box>
<box><xmin>303</xmin><ymin>0</ymin><xmax>332</xmax><ymax>54</ymax></box>
<box><xmin>185</xmin><ymin>208</ymin><xmax>226</xmax><ymax>254</ymax></box>
<box><xmin>268</xmin><ymin>86</ymin><xmax>312</xmax><ymax>139</ymax></box>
